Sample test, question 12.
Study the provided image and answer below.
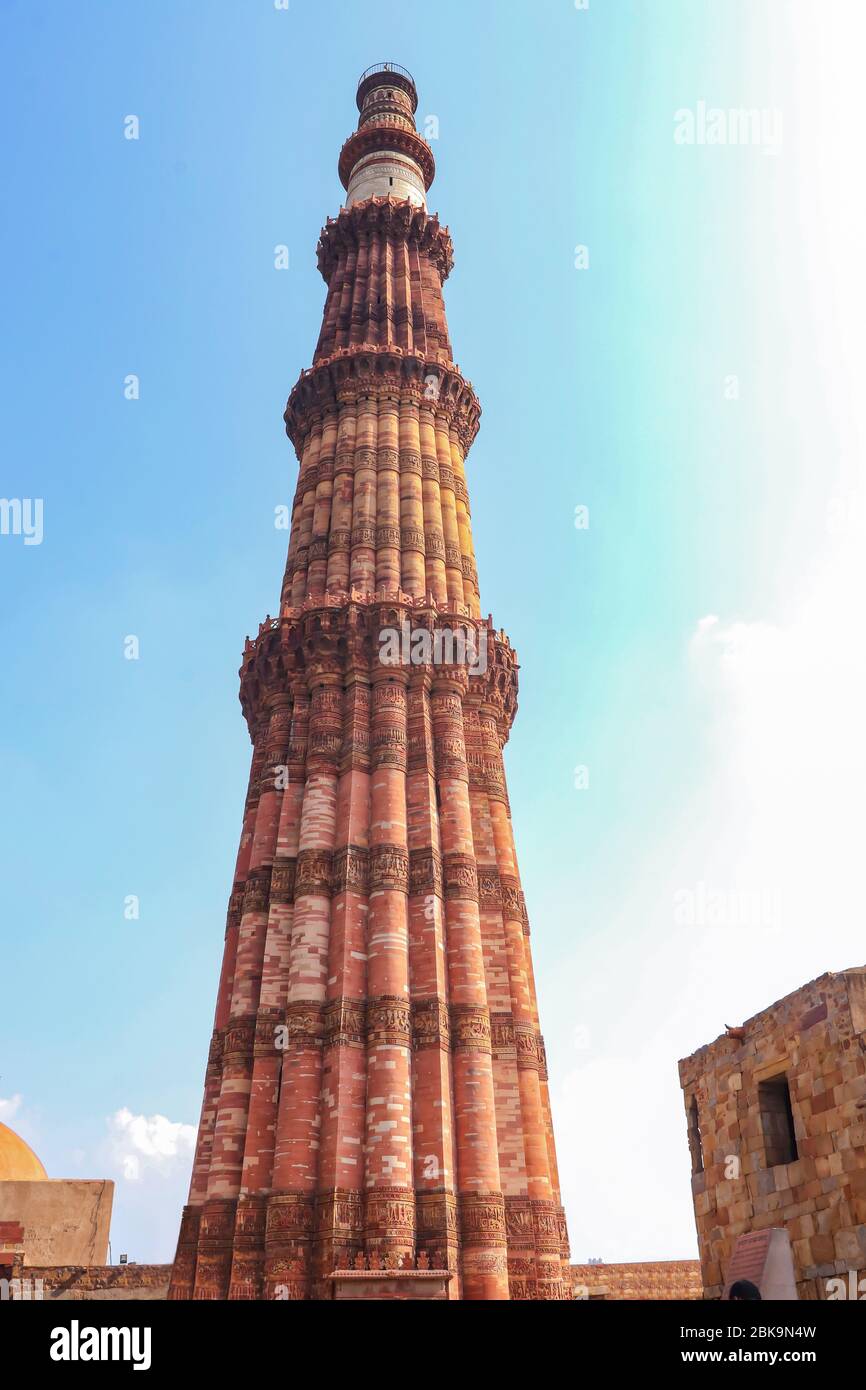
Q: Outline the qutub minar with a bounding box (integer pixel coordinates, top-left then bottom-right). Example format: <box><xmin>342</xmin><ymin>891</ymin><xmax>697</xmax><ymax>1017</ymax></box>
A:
<box><xmin>169</xmin><ymin>63</ymin><xmax>571</xmax><ymax>1301</ymax></box>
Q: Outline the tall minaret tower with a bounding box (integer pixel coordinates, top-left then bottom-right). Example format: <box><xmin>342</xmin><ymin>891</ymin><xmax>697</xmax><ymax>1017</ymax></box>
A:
<box><xmin>169</xmin><ymin>64</ymin><xmax>571</xmax><ymax>1302</ymax></box>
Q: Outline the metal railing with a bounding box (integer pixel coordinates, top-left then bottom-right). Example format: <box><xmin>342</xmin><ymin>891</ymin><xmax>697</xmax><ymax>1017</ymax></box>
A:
<box><xmin>357</xmin><ymin>62</ymin><xmax>416</xmax><ymax>91</ymax></box>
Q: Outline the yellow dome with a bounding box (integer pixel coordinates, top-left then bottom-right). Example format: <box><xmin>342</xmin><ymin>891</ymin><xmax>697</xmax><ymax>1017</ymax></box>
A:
<box><xmin>0</xmin><ymin>1122</ymin><xmax>48</xmax><ymax>1181</ymax></box>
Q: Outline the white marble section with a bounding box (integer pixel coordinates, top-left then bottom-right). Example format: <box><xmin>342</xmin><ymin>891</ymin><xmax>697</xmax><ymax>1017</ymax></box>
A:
<box><xmin>347</xmin><ymin>152</ymin><xmax>426</xmax><ymax>208</ymax></box>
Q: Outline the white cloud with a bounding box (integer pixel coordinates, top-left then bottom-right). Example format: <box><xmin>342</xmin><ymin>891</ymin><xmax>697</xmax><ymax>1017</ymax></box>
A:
<box><xmin>0</xmin><ymin>1094</ymin><xmax>23</xmax><ymax>1124</ymax></box>
<box><xmin>106</xmin><ymin>1108</ymin><xmax>196</xmax><ymax>1183</ymax></box>
<box><xmin>75</xmin><ymin>1108</ymin><xmax>199</xmax><ymax>1263</ymax></box>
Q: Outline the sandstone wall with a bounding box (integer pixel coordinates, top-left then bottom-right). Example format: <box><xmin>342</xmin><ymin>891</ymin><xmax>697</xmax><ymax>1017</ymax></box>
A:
<box><xmin>0</xmin><ymin>1180</ymin><xmax>113</xmax><ymax>1267</ymax></box>
<box><xmin>679</xmin><ymin>968</ymin><xmax>866</xmax><ymax>1299</ymax></box>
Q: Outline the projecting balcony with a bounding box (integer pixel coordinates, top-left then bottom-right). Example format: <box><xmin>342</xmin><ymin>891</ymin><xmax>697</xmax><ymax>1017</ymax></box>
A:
<box><xmin>356</xmin><ymin>62</ymin><xmax>418</xmax><ymax>112</ymax></box>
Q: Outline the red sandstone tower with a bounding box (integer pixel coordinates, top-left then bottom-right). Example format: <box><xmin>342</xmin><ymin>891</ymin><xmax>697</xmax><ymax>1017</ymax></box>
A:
<box><xmin>169</xmin><ymin>64</ymin><xmax>570</xmax><ymax>1302</ymax></box>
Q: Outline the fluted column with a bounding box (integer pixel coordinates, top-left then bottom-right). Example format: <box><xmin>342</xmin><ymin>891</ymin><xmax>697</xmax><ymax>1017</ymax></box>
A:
<box><xmin>482</xmin><ymin>703</ymin><xmax>561</xmax><ymax>1300</ymax></box>
<box><xmin>314</xmin><ymin>663</ymin><xmax>371</xmax><ymax>1280</ymax></box>
<box><xmin>290</xmin><ymin>419</ymin><xmax>322</xmax><ymax>604</ymax></box>
<box><xmin>350</xmin><ymin>396</ymin><xmax>377</xmax><ymax>591</ymax></box>
<box><xmin>333</xmin><ymin>244</ymin><xmax>357</xmax><ymax>352</ymax></box>
<box><xmin>349</xmin><ymin>230</ymin><xmax>371</xmax><ymax>347</ymax></box>
<box><xmin>192</xmin><ymin>714</ymin><xmax>272</xmax><ymax>1300</ymax></box>
<box><xmin>266</xmin><ymin>674</ymin><xmax>339</xmax><ymax>1299</ymax></box>
<box><xmin>451</xmin><ymin>433</ymin><xmax>480</xmax><ymax>617</ymax></box>
<box><xmin>419</xmin><ymin>401</ymin><xmax>448</xmax><ymax>605</ymax></box>
<box><xmin>325</xmin><ymin>397</ymin><xmax>356</xmax><ymax>594</ymax></box>
<box><xmin>228</xmin><ymin>693</ymin><xmax>293</xmax><ymax>1298</ymax></box>
<box><xmin>394</xmin><ymin>235</ymin><xmax>412</xmax><ymax>352</ymax></box>
<box><xmin>398</xmin><ymin>393</ymin><xmax>426</xmax><ymax>597</ymax></box>
<box><xmin>167</xmin><ymin>1029</ymin><xmax>222</xmax><ymax>1299</ymax></box>
<box><xmin>463</xmin><ymin>694</ymin><xmax>535</xmax><ymax>1297</ymax></box>
<box><xmin>435</xmin><ymin>412</ymin><xmax>464</xmax><ymax>609</ymax></box>
<box><xmin>308</xmin><ymin>409</ymin><xmax>338</xmax><ymax>597</ymax></box>
<box><xmin>375</xmin><ymin>399</ymin><xmax>401</xmax><ymax>591</ymax></box>
<box><xmin>407</xmin><ymin>668</ymin><xmax>458</xmax><ymax>1271</ymax></box>
<box><xmin>261</xmin><ymin>681</ymin><xmax>308</xmax><ymax>1298</ymax></box>
<box><xmin>364</xmin><ymin>667</ymin><xmax>415</xmax><ymax>1263</ymax></box>
<box><xmin>431</xmin><ymin>674</ymin><xmax>508</xmax><ymax>1299</ymax></box>
<box><xmin>367</xmin><ymin>231</ymin><xmax>382</xmax><ymax>345</ymax></box>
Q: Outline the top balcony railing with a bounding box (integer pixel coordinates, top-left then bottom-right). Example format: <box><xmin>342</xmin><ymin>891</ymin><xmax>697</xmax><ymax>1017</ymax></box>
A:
<box><xmin>357</xmin><ymin>62</ymin><xmax>416</xmax><ymax>90</ymax></box>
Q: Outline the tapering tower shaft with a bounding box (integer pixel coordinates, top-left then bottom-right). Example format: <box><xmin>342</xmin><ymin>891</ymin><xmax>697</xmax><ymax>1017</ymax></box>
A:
<box><xmin>169</xmin><ymin>64</ymin><xmax>570</xmax><ymax>1302</ymax></box>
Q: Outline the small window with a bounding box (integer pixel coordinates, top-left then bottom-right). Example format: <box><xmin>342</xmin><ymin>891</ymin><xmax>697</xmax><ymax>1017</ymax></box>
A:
<box><xmin>759</xmin><ymin>1074</ymin><xmax>798</xmax><ymax>1167</ymax></box>
<box><xmin>389</xmin><ymin>177</ymin><xmax>394</xmax><ymax>186</ymax></box>
<box><xmin>687</xmin><ymin>1094</ymin><xmax>703</xmax><ymax>1174</ymax></box>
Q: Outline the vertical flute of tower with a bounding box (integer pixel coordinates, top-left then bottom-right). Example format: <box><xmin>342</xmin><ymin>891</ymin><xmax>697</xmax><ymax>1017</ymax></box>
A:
<box><xmin>169</xmin><ymin>63</ymin><xmax>571</xmax><ymax>1301</ymax></box>
<box><xmin>310</xmin><ymin>665</ymin><xmax>369</xmax><ymax>1290</ymax></box>
<box><xmin>225</xmin><ymin>693</ymin><xmax>293</xmax><ymax>1298</ymax></box>
<box><xmin>431</xmin><ymin>672</ymin><xmax>509</xmax><ymax>1297</ymax></box>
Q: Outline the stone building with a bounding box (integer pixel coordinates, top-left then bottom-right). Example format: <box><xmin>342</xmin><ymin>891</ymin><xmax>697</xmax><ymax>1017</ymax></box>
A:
<box><xmin>0</xmin><ymin>1121</ymin><xmax>113</xmax><ymax>1273</ymax></box>
<box><xmin>570</xmin><ymin>1261</ymin><xmax>702</xmax><ymax>1301</ymax></box>
<box><xmin>169</xmin><ymin>63</ymin><xmax>571</xmax><ymax>1301</ymax></box>
<box><xmin>0</xmin><ymin>1121</ymin><xmax>173</xmax><ymax>1301</ymax></box>
<box><xmin>679</xmin><ymin>967</ymin><xmax>866</xmax><ymax>1299</ymax></box>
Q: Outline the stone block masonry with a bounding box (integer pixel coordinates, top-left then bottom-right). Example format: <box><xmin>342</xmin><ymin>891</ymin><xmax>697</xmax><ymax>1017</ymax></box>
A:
<box><xmin>8</xmin><ymin>1263</ymin><xmax>171</xmax><ymax>1301</ymax></box>
<box><xmin>571</xmin><ymin>1261</ymin><xmax>702</xmax><ymax>1301</ymax></box>
<box><xmin>679</xmin><ymin>967</ymin><xmax>866</xmax><ymax>1299</ymax></box>
<box><xmin>168</xmin><ymin>64</ymin><xmax>571</xmax><ymax>1301</ymax></box>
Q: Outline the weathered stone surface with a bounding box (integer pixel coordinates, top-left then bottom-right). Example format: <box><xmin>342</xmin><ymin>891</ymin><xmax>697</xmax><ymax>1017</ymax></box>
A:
<box><xmin>8</xmin><ymin>1263</ymin><xmax>171</xmax><ymax>1301</ymax></box>
<box><xmin>679</xmin><ymin>967</ymin><xmax>866</xmax><ymax>1300</ymax></box>
<box><xmin>571</xmin><ymin>1261</ymin><xmax>703</xmax><ymax>1301</ymax></box>
<box><xmin>0</xmin><ymin>1180</ymin><xmax>113</xmax><ymax>1268</ymax></box>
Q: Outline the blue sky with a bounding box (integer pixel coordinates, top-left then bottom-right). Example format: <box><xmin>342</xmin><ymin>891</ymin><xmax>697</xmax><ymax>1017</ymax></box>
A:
<box><xmin>2</xmin><ymin>0</ymin><xmax>864</xmax><ymax>1266</ymax></box>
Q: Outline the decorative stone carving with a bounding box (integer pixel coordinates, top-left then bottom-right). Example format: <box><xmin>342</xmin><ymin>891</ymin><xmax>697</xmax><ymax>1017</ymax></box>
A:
<box><xmin>284</xmin><ymin>1002</ymin><xmax>324</xmax><ymax>1046</ymax></box>
<box><xmin>242</xmin><ymin>868</ymin><xmax>272</xmax><ymax>915</ymax></box>
<box><xmin>490</xmin><ymin>1013</ymin><xmax>515</xmax><ymax>1056</ymax></box>
<box><xmin>408</xmin><ymin>848</ymin><xmax>443</xmax><ymax>898</ymax></box>
<box><xmin>370</xmin><ymin>844</ymin><xmax>409</xmax><ymax>893</ymax></box>
<box><xmin>367</xmin><ymin>996</ymin><xmax>412</xmax><ymax>1047</ymax></box>
<box><xmin>266</xmin><ymin>1194</ymin><xmax>315</xmax><ymax>1236</ymax></box>
<box><xmin>330</xmin><ymin>845</ymin><xmax>370</xmax><ymax>896</ymax></box>
<box><xmin>295</xmin><ymin>849</ymin><xmax>333</xmax><ymax>897</ymax></box>
<box><xmin>270</xmin><ymin>857</ymin><xmax>296</xmax><ymax>903</ymax></box>
<box><xmin>478</xmin><ymin>869</ymin><xmax>502</xmax><ymax>910</ymax></box>
<box><xmin>451</xmin><ymin>1005</ymin><xmax>492</xmax><ymax>1054</ymax></box>
<box><xmin>459</xmin><ymin>1193</ymin><xmax>507</xmax><ymax>1247</ymax></box>
<box><xmin>443</xmin><ymin>853</ymin><xmax>479</xmax><ymax>902</ymax></box>
<box><xmin>222</xmin><ymin>1019</ymin><xmax>256</xmax><ymax>1063</ymax></box>
<box><xmin>411</xmin><ymin>998</ymin><xmax>450</xmax><ymax>1051</ymax></box>
<box><xmin>322</xmin><ymin>998</ymin><xmax>366</xmax><ymax>1048</ymax></box>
